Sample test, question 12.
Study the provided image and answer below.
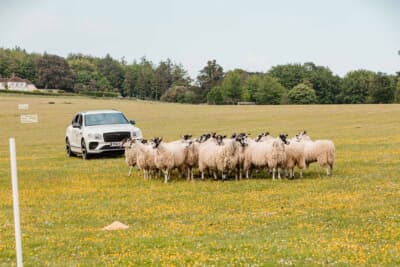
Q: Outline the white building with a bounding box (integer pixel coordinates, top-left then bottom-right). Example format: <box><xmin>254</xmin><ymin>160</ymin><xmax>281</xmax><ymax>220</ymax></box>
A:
<box><xmin>0</xmin><ymin>75</ymin><xmax>37</xmax><ymax>91</ymax></box>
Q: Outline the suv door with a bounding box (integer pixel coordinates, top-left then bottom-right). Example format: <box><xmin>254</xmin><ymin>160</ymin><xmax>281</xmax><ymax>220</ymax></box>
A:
<box><xmin>71</xmin><ymin>114</ymin><xmax>83</xmax><ymax>150</ymax></box>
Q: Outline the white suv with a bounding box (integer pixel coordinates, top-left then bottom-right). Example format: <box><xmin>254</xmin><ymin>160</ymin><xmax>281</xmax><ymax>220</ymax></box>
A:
<box><xmin>65</xmin><ymin>110</ymin><xmax>143</xmax><ymax>159</ymax></box>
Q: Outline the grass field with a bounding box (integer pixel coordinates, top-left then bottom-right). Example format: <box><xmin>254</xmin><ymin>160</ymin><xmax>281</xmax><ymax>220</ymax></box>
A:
<box><xmin>0</xmin><ymin>94</ymin><xmax>399</xmax><ymax>266</ymax></box>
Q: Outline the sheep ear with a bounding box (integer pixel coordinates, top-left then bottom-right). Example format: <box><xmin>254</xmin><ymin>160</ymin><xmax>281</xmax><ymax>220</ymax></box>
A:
<box><xmin>159</xmin><ymin>137</ymin><xmax>163</xmax><ymax>142</ymax></box>
<box><xmin>223</xmin><ymin>135</ymin><xmax>226</xmax><ymax>139</ymax></box>
<box><xmin>303</xmin><ymin>130</ymin><xmax>307</xmax><ymax>134</ymax></box>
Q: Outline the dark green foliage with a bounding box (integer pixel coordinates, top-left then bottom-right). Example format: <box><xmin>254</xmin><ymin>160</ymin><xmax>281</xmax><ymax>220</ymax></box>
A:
<box><xmin>35</xmin><ymin>53</ymin><xmax>75</xmax><ymax>90</ymax></box>
<box><xmin>207</xmin><ymin>86</ymin><xmax>224</xmax><ymax>104</ymax></box>
<box><xmin>96</xmin><ymin>54</ymin><xmax>125</xmax><ymax>94</ymax></box>
<box><xmin>340</xmin><ymin>70</ymin><xmax>375</xmax><ymax>104</ymax></box>
<box><xmin>268</xmin><ymin>63</ymin><xmax>307</xmax><ymax>89</ymax></box>
<box><xmin>254</xmin><ymin>75</ymin><xmax>287</xmax><ymax>105</ymax></box>
<box><xmin>197</xmin><ymin>60</ymin><xmax>224</xmax><ymax>101</ymax></box>
<box><xmin>220</xmin><ymin>71</ymin><xmax>244</xmax><ymax>104</ymax></box>
<box><xmin>287</xmin><ymin>83</ymin><xmax>317</xmax><ymax>104</ymax></box>
<box><xmin>1</xmin><ymin>46</ymin><xmax>399</xmax><ymax>104</ymax></box>
<box><xmin>369</xmin><ymin>72</ymin><xmax>395</xmax><ymax>103</ymax></box>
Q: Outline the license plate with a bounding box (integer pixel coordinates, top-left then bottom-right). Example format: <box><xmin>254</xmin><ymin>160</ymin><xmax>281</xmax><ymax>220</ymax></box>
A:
<box><xmin>111</xmin><ymin>142</ymin><xmax>121</xmax><ymax>147</ymax></box>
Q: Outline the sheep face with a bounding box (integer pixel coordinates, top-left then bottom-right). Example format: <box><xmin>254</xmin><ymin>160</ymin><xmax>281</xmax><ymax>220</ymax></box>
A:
<box><xmin>296</xmin><ymin>131</ymin><xmax>311</xmax><ymax>142</ymax></box>
<box><xmin>182</xmin><ymin>134</ymin><xmax>192</xmax><ymax>140</ymax></box>
<box><xmin>255</xmin><ymin>132</ymin><xmax>269</xmax><ymax>142</ymax></box>
<box><xmin>235</xmin><ymin>135</ymin><xmax>248</xmax><ymax>147</ymax></box>
<box><xmin>121</xmin><ymin>137</ymin><xmax>134</xmax><ymax>148</ymax></box>
<box><xmin>151</xmin><ymin>137</ymin><xmax>163</xmax><ymax>148</ymax></box>
<box><xmin>214</xmin><ymin>134</ymin><xmax>226</xmax><ymax>145</ymax></box>
<box><xmin>279</xmin><ymin>134</ymin><xmax>290</xmax><ymax>145</ymax></box>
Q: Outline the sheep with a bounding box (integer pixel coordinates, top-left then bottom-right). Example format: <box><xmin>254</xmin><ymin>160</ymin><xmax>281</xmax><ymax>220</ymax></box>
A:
<box><xmin>121</xmin><ymin>138</ymin><xmax>137</xmax><ymax>176</ymax></box>
<box><xmin>130</xmin><ymin>139</ymin><xmax>157</xmax><ymax>180</ymax></box>
<box><xmin>295</xmin><ymin>131</ymin><xmax>336</xmax><ymax>176</ymax></box>
<box><xmin>268</xmin><ymin>134</ymin><xmax>290</xmax><ymax>180</ymax></box>
<box><xmin>214</xmin><ymin>134</ymin><xmax>240</xmax><ymax>181</ymax></box>
<box><xmin>151</xmin><ymin>137</ymin><xmax>188</xmax><ymax>183</ymax></box>
<box><xmin>183</xmin><ymin>134</ymin><xmax>200</xmax><ymax>181</ymax></box>
<box><xmin>243</xmin><ymin>133</ymin><xmax>275</xmax><ymax>179</ymax></box>
<box><xmin>284</xmin><ymin>136</ymin><xmax>306</xmax><ymax>179</ymax></box>
<box><xmin>198</xmin><ymin>135</ymin><xmax>220</xmax><ymax>180</ymax></box>
<box><xmin>231</xmin><ymin>133</ymin><xmax>249</xmax><ymax>180</ymax></box>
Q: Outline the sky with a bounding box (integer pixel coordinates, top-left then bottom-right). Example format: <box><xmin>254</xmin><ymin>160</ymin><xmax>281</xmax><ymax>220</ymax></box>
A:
<box><xmin>0</xmin><ymin>0</ymin><xmax>399</xmax><ymax>78</ymax></box>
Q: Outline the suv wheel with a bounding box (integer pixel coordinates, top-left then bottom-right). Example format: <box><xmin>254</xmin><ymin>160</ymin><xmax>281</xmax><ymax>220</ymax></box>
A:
<box><xmin>66</xmin><ymin>138</ymin><xmax>75</xmax><ymax>157</ymax></box>
<box><xmin>81</xmin><ymin>139</ymin><xmax>90</xmax><ymax>160</ymax></box>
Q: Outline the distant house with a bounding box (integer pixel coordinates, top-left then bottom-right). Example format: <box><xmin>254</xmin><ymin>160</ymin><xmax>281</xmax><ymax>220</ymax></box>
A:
<box><xmin>0</xmin><ymin>75</ymin><xmax>37</xmax><ymax>91</ymax></box>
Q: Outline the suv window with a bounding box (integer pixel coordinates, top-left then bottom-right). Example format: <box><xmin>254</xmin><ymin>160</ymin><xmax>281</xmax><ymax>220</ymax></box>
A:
<box><xmin>77</xmin><ymin>114</ymin><xmax>83</xmax><ymax>126</ymax></box>
<box><xmin>72</xmin><ymin>114</ymin><xmax>79</xmax><ymax>124</ymax></box>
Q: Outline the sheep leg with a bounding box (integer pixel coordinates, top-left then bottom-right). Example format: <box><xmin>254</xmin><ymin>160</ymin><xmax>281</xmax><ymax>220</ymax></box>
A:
<box><xmin>299</xmin><ymin>169</ymin><xmax>303</xmax><ymax>178</ymax></box>
<box><xmin>278</xmin><ymin>168</ymin><xmax>281</xmax><ymax>180</ymax></box>
<box><xmin>187</xmin><ymin>168</ymin><xmax>191</xmax><ymax>181</ymax></box>
<box><xmin>201</xmin><ymin>171</ymin><xmax>205</xmax><ymax>180</ymax></box>
<box><xmin>327</xmin><ymin>165</ymin><xmax>332</xmax><ymax>176</ymax></box>
<box><xmin>163</xmin><ymin>169</ymin><xmax>169</xmax><ymax>183</ymax></box>
<box><xmin>272</xmin><ymin>168</ymin><xmax>276</xmax><ymax>181</ymax></box>
<box><xmin>213</xmin><ymin>171</ymin><xmax>218</xmax><ymax>180</ymax></box>
<box><xmin>128</xmin><ymin>166</ymin><xmax>133</xmax><ymax>176</ymax></box>
<box><xmin>222</xmin><ymin>173</ymin><xmax>226</xmax><ymax>181</ymax></box>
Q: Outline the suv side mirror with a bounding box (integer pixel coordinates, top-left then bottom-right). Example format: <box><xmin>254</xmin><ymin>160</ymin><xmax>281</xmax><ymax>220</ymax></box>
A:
<box><xmin>72</xmin><ymin>122</ymin><xmax>81</xmax><ymax>128</ymax></box>
<box><xmin>130</xmin><ymin>120</ymin><xmax>136</xmax><ymax>125</ymax></box>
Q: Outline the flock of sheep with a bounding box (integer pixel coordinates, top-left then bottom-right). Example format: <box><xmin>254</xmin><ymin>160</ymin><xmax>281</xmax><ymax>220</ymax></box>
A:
<box><xmin>122</xmin><ymin>131</ymin><xmax>335</xmax><ymax>183</ymax></box>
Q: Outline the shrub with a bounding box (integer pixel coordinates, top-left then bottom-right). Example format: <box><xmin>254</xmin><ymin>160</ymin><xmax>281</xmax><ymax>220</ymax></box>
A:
<box><xmin>288</xmin><ymin>83</ymin><xmax>317</xmax><ymax>104</ymax></box>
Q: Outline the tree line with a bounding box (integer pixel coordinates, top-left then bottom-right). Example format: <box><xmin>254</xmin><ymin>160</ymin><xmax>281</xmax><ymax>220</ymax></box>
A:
<box><xmin>1</xmin><ymin>47</ymin><xmax>399</xmax><ymax>104</ymax></box>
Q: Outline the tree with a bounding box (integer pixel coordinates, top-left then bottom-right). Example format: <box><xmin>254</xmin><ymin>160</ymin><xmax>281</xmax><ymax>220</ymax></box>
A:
<box><xmin>268</xmin><ymin>63</ymin><xmax>307</xmax><ymax>90</ymax></box>
<box><xmin>207</xmin><ymin>86</ymin><xmax>224</xmax><ymax>104</ymax></box>
<box><xmin>242</xmin><ymin>75</ymin><xmax>262</xmax><ymax>102</ymax></box>
<box><xmin>369</xmin><ymin>72</ymin><xmax>395</xmax><ymax>103</ymax></box>
<box><xmin>220</xmin><ymin>71</ymin><xmax>243</xmax><ymax>104</ymax></box>
<box><xmin>123</xmin><ymin>63</ymin><xmax>141</xmax><ymax>97</ymax></box>
<box><xmin>340</xmin><ymin>70</ymin><xmax>375</xmax><ymax>104</ymax></box>
<box><xmin>395</xmin><ymin>74</ymin><xmax>400</xmax><ymax>103</ymax></box>
<box><xmin>35</xmin><ymin>53</ymin><xmax>75</xmax><ymax>90</ymax></box>
<box><xmin>304</xmin><ymin>63</ymin><xmax>341</xmax><ymax>104</ymax></box>
<box><xmin>160</xmin><ymin>85</ymin><xmax>194</xmax><ymax>103</ymax></box>
<box><xmin>197</xmin><ymin>60</ymin><xmax>224</xmax><ymax>101</ymax></box>
<box><xmin>287</xmin><ymin>83</ymin><xmax>317</xmax><ymax>104</ymax></box>
<box><xmin>152</xmin><ymin>60</ymin><xmax>173</xmax><ymax>100</ymax></box>
<box><xmin>96</xmin><ymin>54</ymin><xmax>125</xmax><ymax>94</ymax></box>
<box><xmin>254</xmin><ymin>75</ymin><xmax>287</xmax><ymax>104</ymax></box>
<box><xmin>67</xmin><ymin>56</ymin><xmax>99</xmax><ymax>92</ymax></box>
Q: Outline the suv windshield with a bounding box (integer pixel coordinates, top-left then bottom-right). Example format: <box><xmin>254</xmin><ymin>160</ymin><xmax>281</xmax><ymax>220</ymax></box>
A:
<box><xmin>85</xmin><ymin>113</ymin><xmax>129</xmax><ymax>126</ymax></box>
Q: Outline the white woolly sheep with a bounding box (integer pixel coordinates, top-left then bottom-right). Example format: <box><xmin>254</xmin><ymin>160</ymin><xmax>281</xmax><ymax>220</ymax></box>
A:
<box><xmin>243</xmin><ymin>133</ymin><xmax>274</xmax><ymax>179</ymax></box>
<box><xmin>122</xmin><ymin>138</ymin><xmax>138</xmax><ymax>176</ymax></box>
<box><xmin>268</xmin><ymin>134</ymin><xmax>290</xmax><ymax>180</ymax></box>
<box><xmin>296</xmin><ymin>131</ymin><xmax>336</xmax><ymax>176</ymax></box>
<box><xmin>285</xmin><ymin>136</ymin><xmax>306</xmax><ymax>179</ymax></box>
<box><xmin>151</xmin><ymin>137</ymin><xmax>188</xmax><ymax>183</ymax></box>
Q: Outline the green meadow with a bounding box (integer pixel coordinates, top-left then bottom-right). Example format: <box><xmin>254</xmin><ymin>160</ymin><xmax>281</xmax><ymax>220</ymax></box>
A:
<box><xmin>0</xmin><ymin>94</ymin><xmax>399</xmax><ymax>266</ymax></box>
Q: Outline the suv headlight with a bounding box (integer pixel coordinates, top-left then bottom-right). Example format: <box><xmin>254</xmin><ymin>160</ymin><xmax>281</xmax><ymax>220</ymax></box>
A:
<box><xmin>88</xmin><ymin>133</ymin><xmax>102</xmax><ymax>140</ymax></box>
<box><xmin>132</xmin><ymin>130</ymin><xmax>142</xmax><ymax>138</ymax></box>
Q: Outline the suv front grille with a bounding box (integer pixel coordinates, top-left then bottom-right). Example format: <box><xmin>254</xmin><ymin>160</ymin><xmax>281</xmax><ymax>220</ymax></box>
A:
<box><xmin>103</xmin><ymin>132</ymin><xmax>130</xmax><ymax>142</ymax></box>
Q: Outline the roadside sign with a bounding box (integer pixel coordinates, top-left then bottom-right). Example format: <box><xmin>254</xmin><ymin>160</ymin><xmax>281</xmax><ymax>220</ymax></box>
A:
<box><xmin>18</xmin><ymin>104</ymin><xmax>29</xmax><ymax>110</ymax></box>
<box><xmin>20</xmin><ymin>114</ymin><xmax>38</xmax><ymax>124</ymax></box>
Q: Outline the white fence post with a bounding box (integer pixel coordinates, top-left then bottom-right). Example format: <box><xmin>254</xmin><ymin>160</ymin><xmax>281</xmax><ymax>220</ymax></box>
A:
<box><xmin>9</xmin><ymin>138</ymin><xmax>23</xmax><ymax>267</ymax></box>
